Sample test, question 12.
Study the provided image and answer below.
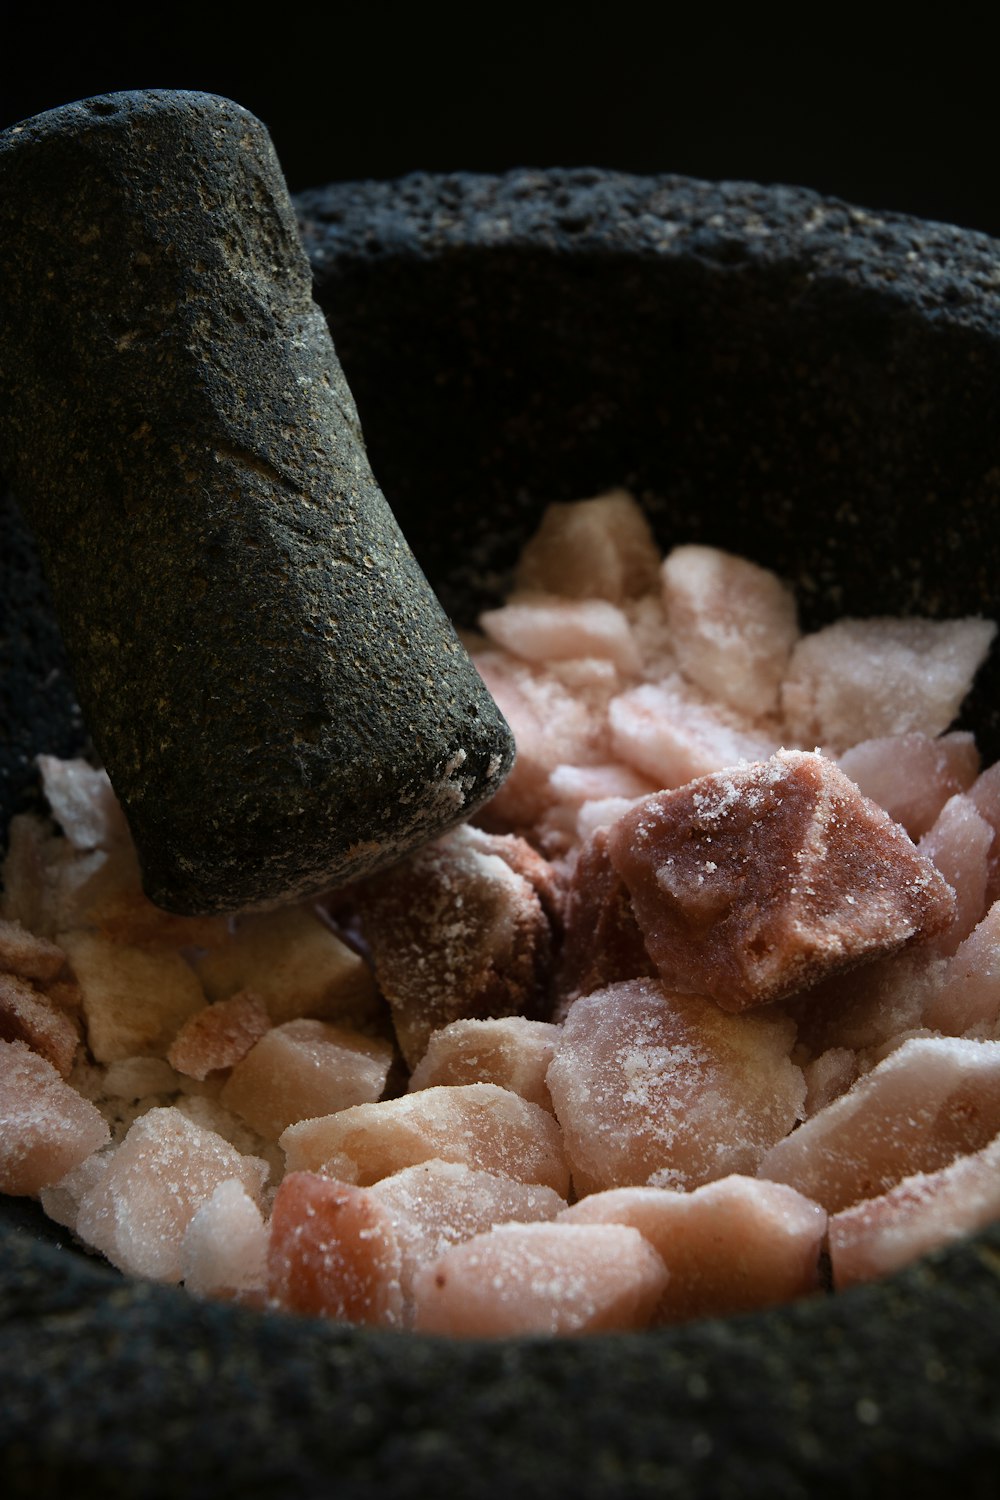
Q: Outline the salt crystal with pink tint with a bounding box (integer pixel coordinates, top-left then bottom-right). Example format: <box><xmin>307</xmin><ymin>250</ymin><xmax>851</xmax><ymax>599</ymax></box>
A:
<box><xmin>408</xmin><ymin>1017</ymin><xmax>561</xmax><ymax>1111</ymax></box>
<box><xmin>781</xmin><ymin>617</ymin><xmax>996</xmax><ymax>753</ymax></box>
<box><xmin>837</xmin><ymin>731</ymin><xmax>980</xmax><ymax>840</ymax></box>
<box><xmin>661</xmin><ymin>545</ymin><xmax>800</xmax><ymax>717</ymax></box>
<box><xmin>608</xmin><ymin>676</ymin><xmax>779</xmax><ymax>792</ymax></box>
<box><xmin>181</xmin><ymin>1178</ymin><xmax>269</xmax><ymax>1300</ymax></box>
<box><xmin>967</xmin><ymin>761</ymin><xmax>1000</xmax><ymax>906</ymax></box>
<box><xmin>0</xmin><ymin>917</ymin><xmax>67</xmax><ymax>984</ymax></box>
<box><xmin>266</xmin><ymin>1171</ymin><xmax>403</xmax><ymax>1324</ymax></box>
<box><xmin>36</xmin><ymin>755</ymin><xmax>130</xmax><ymax>851</ymax></box>
<box><xmin>800</xmin><ymin>1047</ymin><xmax>859</xmax><ymax>1117</ymax></box>
<box><xmin>0</xmin><ymin>1038</ymin><xmax>110</xmax><ymax>1194</ymax></box>
<box><xmin>553</xmin><ymin>830</ymin><xmax>656</xmax><ymax>1015</ymax></box>
<box><xmin>919</xmin><ymin>793</ymin><xmax>994</xmax><ymax>955</ymax></box>
<box><xmin>220</xmin><ymin>1019</ymin><xmax>392</xmax><ymax>1140</ymax></box>
<box><xmin>786</xmin><ymin>948</ymin><xmax>946</xmax><ymax>1058</ymax></box>
<box><xmin>829</xmin><ymin>1132</ymin><xmax>1000</xmax><ymax>1288</ymax></box>
<box><xmin>0</xmin><ymin>972</ymin><xmax>80</xmax><ymax>1077</ymax></box>
<box><xmin>922</xmin><ymin>900</ymin><xmax>1000</xmax><ymax>1037</ymax></box>
<box><xmin>513</xmin><ymin>489</ymin><xmax>662</xmax><ymax>603</ymax></box>
<box><xmin>167</xmin><ymin>991</ymin><xmax>272</xmax><ymax>1080</ymax></box>
<box><xmin>546</xmin><ymin>979</ymin><xmax>804</xmax><ymax>1195</ymax></box>
<box><xmin>480</xmin><ymin>595</ymin><xmax>641</xmax><ymax>675</ymax></box>
<box><xmin>280</xmin><ymin>1083</ymin><xmax>570</xmax><ymax>1196</ymax></box>
<box><xmin>560</xmin><ymin>1175</ymin><xmax>826</xmax><ymax>1323</ymax></box>
<box><xmin>757</xmin><ymin>1035</ymin><xmax>1000</xmax><ymax>1212</ymax></box>
<box><xmin>609</xmin><ymin>750</ymin><xmax>954</xmax><ymax>1012</ymax></box>
<box><xmin>411</xmin><ymin>1220</ymin><xmax>668</xmax><ymax>1337</ymax></box>
<box><xmin>74</xmin><ymin>1106</ymin><xmax>268</xmax><ymax>1281</ymax></box>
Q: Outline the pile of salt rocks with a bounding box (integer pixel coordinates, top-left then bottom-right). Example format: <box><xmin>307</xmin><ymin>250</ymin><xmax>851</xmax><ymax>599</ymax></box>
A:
<box><xmin>3</xmin><ymin>490</ymin><xmax>1000</xmax><ymax>1338</ymax></box>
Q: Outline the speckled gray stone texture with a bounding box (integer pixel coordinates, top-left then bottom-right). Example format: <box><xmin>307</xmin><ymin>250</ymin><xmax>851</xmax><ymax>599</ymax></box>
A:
<box><xmin>0</xmin><ymin>95</ymin><xmax>513</xmax><ymax>913</ymax></box>
<box><xmin>3</xmin><ymin>166</ymin><xmax>1000</xmax><ymax>1496</ymax></box>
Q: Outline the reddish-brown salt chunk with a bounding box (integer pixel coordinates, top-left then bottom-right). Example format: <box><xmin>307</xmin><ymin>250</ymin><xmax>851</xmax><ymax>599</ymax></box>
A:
<box><xmin>554</xmin><ymin>830</ymin><xmax>656</xmax><ymax>1015</ymax></box>
<box><xmin>74</xmin><ymin>1106</ymin><xmax>268</xmax><ymax>1281</ymax></box>
<box><xmin>560</xmin><ymin>1176</ymin><xmax>826</xmax><ymax>1322</ymax></box>
<box><xmin>919</xmin><ymin>794</ymin><xmax>993</xmax><ymax>955</ymax></box>
<box><xmin>0</xmin><ymin>972</ymin><xmax>80</xmax><ymax>1077</ymax></box>
<box><xmin>357</xmin><ymin>824</ymin><xmax>553</xmax><ymax>1066</ymax></box>
<box><xmin>513</xmin><ymin>490</ymin><xmax>661</xmax><ymax>604</ymax></box>
<box><xmin>0</xmin><ymin>917</ymin><xmax>66</xmax><ymax>984</ymax></box>
<box><xmin>838</xmin><ymin>732</ymin><xmax>980</xmax><ymax>839</ymax></box>
<box><xmin>661</xmin><ymin>545</ymin><xmax>799</xmax><ymax>717</ymax></box>
<box><xmin>280</xmin><ymin>1083</ymin><xmax>570</xmax><ymax>1195</ymax></box>
<box><xmin>266</xmin><ymin>1171</ymin><xmax>403</xmax><ymax>1325</ymax></box>
<box><xmin>181</xmin><ymin>1178</ymin><xmax>269</xmax><ymax>1301</ymax></box>
<box><xmin>786</xmin><ymin>947</ymin><xmax>946</xmax><ymax>1058</ymax></box>
<box><xmin>922</xmin><ymin>901</ymin><xmax>1000</xmax><ymax>1036</ymax></box>
<box><xmin>608</xmin><ymin>751</ymin><xmax>955</xmax><ymax>1013</ymax></box>
<box><xmin>608</xmin><ymin>677</ymin><xmax>778</xmax><ymax>792</ymax></box>
<box><xmin>480</xmin><ymin>596</ymin><xmax>641</xmax><ymax>675</ymax></box>
<box><xmin>0</xmin><ymin>1039</ymin><xmax>110</xmax><ymax>1194</ymax></box>
<box><xmin>829</xmin><ymin>1133</ymin><xmax>1000</xmax><ymax>1288</ymax></box>
<box><xmin>167</xmin><ymin>991</ymin><xmax>272</xmax><ymax>1080</ymax></box>
<box><xmin>409</xmin><ymin>1018</ymin><xmax>561</xmax><ymax>1111</ymax></box>
<box><xmin>411</xmin><ymin>1221</ymin><xmax>668</xmax><ymax>1337</ymax></box>
<box><xmin>546</xmin><ymin>979</ymin><xmax>804</xmax><ymax>1194</ymax></box>
<box><xmin>220</xmin><ymin>1020</ymin><xmax>392</xmax><ymax>1139</ymax></box>
<box><xmin>60</xmin><ymin>932</ymin><xmax>206</xmax><ymax>1062</ymax></box>
<box><xmin>757</xmin><ymin>1035</ymin><xmax>1000</xmax><ymax>1212</ymax></box>
<box><xmin>781</xmin><ymin>617</ymin><xmax>996</xmax><ymax>753</ymax></box>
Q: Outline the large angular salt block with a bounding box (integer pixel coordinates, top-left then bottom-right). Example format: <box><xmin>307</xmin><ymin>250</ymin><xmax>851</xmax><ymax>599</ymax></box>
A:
<box><xmin>74</xmin><ymin>1107</ymin><xmax>268</xmax><ymax>1281</ymax></box>
<box><xmin>545</xmin><ymin>979</ymin><xmax>803</xmax><ymax>1195</ymax></box>
<box><xmin>781</xmin><ymin>616</ymin><xmax>996</xmax><ymax>753</ymax></box>
<box><xmin>167</xmin><ymin>991</ymin><xmax>272</xmax><ymax>1080</ymax></box>
<box><xmin>195</xmin><ymin>904</ymin><xmax>377</xmax><ymax>1027</ymax></box>
<box><xmin>608</xmin><ymin>751</ymin><xmax>955</xmax><ymax>1013</ymax></box>
<box><xmin>266</xmin><ymin>1171</ymin><xmax>403</xmax><ymax>1325</ymax></box>
<box><xmin>757</xmin><ymin>1035</ymin><xmax>1000</xmax><ymax>1212</ymax></box>
<box><xmin>0</xmin><ymin>917</ymin><xmax>66</xmax><ymax>984</ymax></box>
<box><xmin>661</xmin><ymin>545</ymin><xmax>799</xmax><ymax>717</ymax></box>
<box><xmin>608</xmin><ymin>676</ymin><xmax>778</xmax><ymax>793</ymax></box>
<box><xmin>561</xmin><ymin>1176</ymin><xmax>825</xmax><ymax>1322</ymax></box>
<box><xmin>922</xmin><ymin>901</ymin><xmax>1000</xmax><ymax>1036</ymax></box>
<box><xmin>0</xmin><ymin>1038</ymin><xmax>110</xmax><ymax>1194</ymax></box>
<box><xmin>513</xmin><ymin>490</ymin><xmax>661</xmax><ymax>604</ymax></box>
<box><xmin>554</xmin><ymin>830</ymin><xmax>656</xmax><ymax>1015</ymax></box>
<box><xmin>838</xmin><ymin>732</ymin><xmax>980</xmax><ymax>839</ymax></box>
<box><xmin>829</xmin><ymin>1132</ymin><xmax>1000</xmax><ymax>1288</ymax></box>
<box><xmin>408</xmin><ymin>1018</ymin><xmax>561</xmax><ymax>1111</ymax></box>
<box><xmin>480</xmin><ymin>595</ymin><xmax>641</xmax><ymax>675</ymax></box>
<box><xmin>411</xmin><ymin>1220</ymin><xmax>668</xmax><ymax>1337</ymax></box>
<box><xmin>220</xmin><ymin>1020</ymin><xmax>392</xmax><ymax>1139</ymax></box>
<box><xmin>356</xmin><ymin>824</ymin><xmax>553</xmax><ymax>1066</ymax></box>
<box><xmin>280</xmin><ymin>1083</ymin><xmax>570</xmax><ymax>1195</ymax></box>
<box><xmin>370</xmin><ymin>1158</ymin><xmax>566</xmax><ymax>1308</ymax></box>
<box><xmin>59</xmin><ymin>931</ymin><xmax>205</xmax><ymax>1062</ymax></box>
<box><xmin>0</xmin><ymin>971</ymin><xmax>79</xmax><ymax>1076</ymax></box>
<box><xmin>919</xmin><ymin>793</ymin><xmax>993</xmax><ymax>955</ymax></box>
<box><xmin>181</xmin><ymin>1178</ymin><xmax>269</xmax><ymax>1301</ymax></box>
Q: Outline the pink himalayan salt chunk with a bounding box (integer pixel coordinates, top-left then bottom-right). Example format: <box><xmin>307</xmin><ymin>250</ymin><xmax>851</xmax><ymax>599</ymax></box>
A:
<box><xmin>40</xmin><ymin>1149</ymin><xmax>111</xmax><ymax>1231</ymax></box>
<box><xmin>608</xmin><ymin>751</ymin><xmax>955</xmax><ymax>1013</ymax></box>
<box><xmin>781</xmin><ymin>616</ymin><xmax>996</xmax><ymax>753</ymax></box>
<box><xmin>195</xmin><ymin>903</ymin><xmax>378</xmax><ymax>1028</ymax></box>
<box><xmin>554</xmin><ymin>830</ymin><xmax>656</xmax><ymax>1016</ymax></box>
<box><xmin>661</xmin><ymin>545</ymin><xmax>799</xmax><ymax>717</ymax></box>
<box><xmin>74</xmin><ymin>1107</ymin><xmax>268</xmax><ymax>1281</ymax></box>
<box><xmin>757</xmin><ymin>1035</ymin><xmax>1000</xmax><ymax>1212</ymax></box>
<box><xmin>357</xmin><ymin>824</ymin><xmax>552</xmax><ymax>1067</ymax></box>
<box><xmin>785</xmin><ymin>947</ymin><xmax>947</xmax><ymax>1058</ymax></box>
<box><xmin>37</xmin><ymin>754</ymin><xmax>130</xmax><ymax>851</ymax></box>
<box><xmin>266</xmin><ymin>1171</ymin><xmax>403</xmax><ymax>1325</ymax></box>
<box><xmin>0</xmin><ymin>813</ymin><xmax>135</xmax><ymax>940</ymax></box>
<box><xmin>280</xmin><ymin>1083</ymin><xmax>570</xmax><ymax>1196</ymax></box>
<box><xmin>181</xmin><ymin>1178</ymin><xmax>269</xmax><ymax>1301</ymax></box>
<box><xmin>220</xmin><ymin>1019</ymin><xmax>392</xmax><ymax>1140</ymax></box>
<box><xmin>480</xmin><ymin>595</ymin><xmax>642</xmax><ymax>675</ymax></box>
<box><xmin>829</xmin><ymin>1131</ymin><xmax>1000</xmax><ymax>1289</ymax></box>
<box><xmin>412</xmin><ymin>1220</ymin><xmax>668</xmax><ymax>1337</ymax></box>
<box><xmin>608</xmin><ymin>676</ymin><xmax>779</xmax><ymax>793</ymax></box>
<box><xmin>838</xmin><ymin>732</ymin><xmax>980</xmax><ymax>840</ymax></box>
<box><xmin>560</xmin><ymin>1176</ymin><xmax>826</xmax><ymax>1323</ymax></box>
<box><xmin>60</xmin><ymin>931</ymin><xmax>205</xmax><ymax>1062</ymax></box>
<box><xmin>167</xmin><ymin>991</ymin><xmax>272</xmax><ymax>1080</ymax></box>
<box><xmin>409</xmin><ymin>1018</ymin><xmax>561</xmax><ymax>1111</ymax></box>
<box><xmin>575</xmin><ymin>796</ymin><xmax>648</xmax><ymax>844</ymax></box>
<box><xmin>513</xmin><ymin>489</ymin><xmax>661</xmax><ymax>604</ymax></box>
<box><xmin>370</xmin><ymin>1159</ymin><xmax>566</xmax><ymax>1309</ymax></box>
<box><xmin>546</xmin><ymin>980</ymin><xmax>804</xmax><ymax>1195</ymax></box>
<box><xmin>919</xmin><ymin>794</ymin><xmax>993</xmax><ymax>955</ymax></box>
<box><xmin>0</xmin><ymin>917</ymin><xmax>66</xmax><ymax>984</ymax></box>
<box><xmin>0</xmin><ymin>1039</ymin><xmax>110</xmax><ymax>1194</ymax></box>
<box><xmin>923</xmin><ymin>901</ymin><xmax>1000</xmax><ymax>1036</ymax></box>
<box><xmin>0</xmin><ymin>972</ymin><xmax>80</xmax><ymax>1077</ymax></box>
<box><xmin>801</xmin><ymin>1048</ymin><xmax>859</xmax><ymax>1117</ymax></box>
<box><xmin>967</xmin><ymin>761</ymin><xmax>1000</xmax><ymax>907</ymax></box>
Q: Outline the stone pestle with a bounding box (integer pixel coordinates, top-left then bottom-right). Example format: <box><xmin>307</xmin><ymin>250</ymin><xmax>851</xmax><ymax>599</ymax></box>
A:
<box><xmin>0</xmin><ymin>90</ymin><xmax>514</xmax><ymax>914</ymax></box>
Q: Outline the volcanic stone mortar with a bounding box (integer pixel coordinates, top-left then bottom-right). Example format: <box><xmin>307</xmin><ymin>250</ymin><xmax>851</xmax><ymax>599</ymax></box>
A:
<box><xmin>3</xmin><ymin>167</ymin><xmax>1000</xmax><ymax>1497</ymax></box>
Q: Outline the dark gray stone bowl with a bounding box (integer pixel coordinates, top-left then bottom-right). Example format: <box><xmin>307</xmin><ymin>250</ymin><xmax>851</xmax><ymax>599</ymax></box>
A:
<box><xmin>3</xmin><ymin>168</ymin><xmax>1000</xmax><ymax>1498</ymax></box>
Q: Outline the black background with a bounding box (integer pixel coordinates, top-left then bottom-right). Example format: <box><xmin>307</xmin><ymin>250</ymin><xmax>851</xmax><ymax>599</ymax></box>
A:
<box><xmin>1</xmin><ymin>5</ymin><xmax>996</xmax><ymax>236</ymax></box>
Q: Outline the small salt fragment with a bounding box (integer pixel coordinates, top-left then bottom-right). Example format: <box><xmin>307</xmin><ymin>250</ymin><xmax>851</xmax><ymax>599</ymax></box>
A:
<box><xmin>561</xmin><ymin>1176</ymin><xmax>826</xmax><ymax>1323</ymax></box>
<box><xmin>60</xmin><ymin>931</ymin><xmax>205</xmax><ymax>1062</ymax></box>
<box><xmin>266</xmin><ymin>1171</ymin><xmax>403</xmax><ymax>1325</ymax></box>
<box><xmin>781</xmin><ymin>617</ymin><xmax>996</xmax><ymax>753</ymax></box>
<box><xmin>181</xmin><ymin>1178</ymin><xmax>269</xmax><ymax>1301</ymax></box>
<box><xmin>167</xmin><ymin>991</ymin><xmax>272</xmax><ymax>1080</ymax></box>
<box><xmin>608</xmin><ymin>751</ymin><xmax>955</xmax><ymax>1012</ymax></box>
<box><xmin>412</xmin><ymin>1220</ymin><xmax>668</xmax><ymax>1337</ymax></box>
<box><xmin>102</xmin><ymin>1055</ymin><xmax>180</xmax><ymax>1100</ymax></box>
<box><xmin>36</xmin><ymin>755</ymin><xmax>130</xmax><ymax>851</ymax></box>
<box><xmin>514</xmin><ymin>490</ymin><xmax>661</xmax><ymax>604</ymax></box>
<box><xmin>838</xmin><ymin>732</ymin><xmax>980</xmax><ymax>839</ymax></box>
<box><xmin>801</xmin><ymin>1048</ymin><xmax>859</xmax><ymax>1117</ymax></box>
<box><xmin>661</xmin><ymin>545</ymin><xmax>799</xmax><ymax>717</ymax></box>
<box><xmin>40</xmin><ymin>1149</ymin><xmax>111</xmax><ymax>1231</ymax></box>
<box><xmin>608</xmin><ymin>676</ymin><xmax>779</xmax><ymax>792</ymax></box>
<box><xmin>546</xmin><ymin>979</ymin><xmax>804</xmax><ymax>1195</ymax></box>
<box><xmin>922</xmin><ymin>901</ymin><xmax>1000</xmax><ymax>1036</ymax></box>
<box><xmin>480</xmin><ymin>595</ymin><xmax>641</xmax><ymax>675</ymax></box>
<box><xmin>967</xmin><ymin>762</ymin><xmax>1000</xmax><ymax>907</ymax></box>
<box><xmin>280</xmin><ymin>1082</ymin><xmax>570</xmax><ymax>1195</ymax></box>
<box><xmin>0</xmin><ymin>917</ymin><xmax>66</xmax><ymax>984</ymax></box>
<box><xmin>757</xmin><ymin>1035</ymin><xmax>1000</xmax><ymax>1212</ymax></box>
<box><xmin>408</xmin><ymin>1017</ymin><xmax>561</xmax><ymax>1111</ymax></box>
<box><xmin>220</xmin><ymin>1019</ymin><xmax>392</xmax><ymax>1140</ymax></box>
<box><xmin>919</xmin><ymin>794</ymin><xmax>993</xmax><ymax>955</ymax></box>
<box><xmin>0</xmin><ymin>1039</ymin><xmax>110</xmax><ymax>1195</ymax></box>
<box><xmin>0</xmin><ymin>972</ymin><xmax>80</xmax><ymax>1077</ymax></box>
